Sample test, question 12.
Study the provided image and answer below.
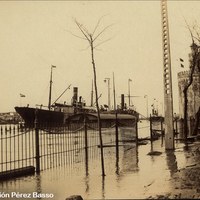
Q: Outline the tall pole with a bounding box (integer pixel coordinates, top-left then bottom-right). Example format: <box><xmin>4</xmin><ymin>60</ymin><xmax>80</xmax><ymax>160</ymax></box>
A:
<box><xmin>113</xmin><ymin>73</ymin><xmax>119</xmax><ymax>155</ymax></box>
<box><xmin>104</xmin><ymin>78</ymin><xmax>111</xmax><ymax>110</ymax></box>
<box><xmin>161</xmin><ymin>0</ymin><xmax>174</xmax><ymax>150</ymax></box>
<box><xmin>144</xmin><ymin>95</ymin><xmax>149</xmax><ymax>118</ymax></box>
<box><xmin>48</xmin><ymin>65</ymin><xmax>56</xmax><ymax>110</ymax></box>
<box><xmin>128</xmin><ymin>78</ymin><xmax>132</xmax><ymax>107</ymax></box>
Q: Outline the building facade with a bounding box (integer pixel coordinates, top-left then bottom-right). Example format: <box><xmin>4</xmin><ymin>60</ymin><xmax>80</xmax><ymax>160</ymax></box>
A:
<box><xmin>178</xmin><ymin>70</ymin><xmax>200</xmax><ymax>118</ymax></box>
<box><xmin>178</xmin><ymin>43</ymin><xmax>200</xmax><ymax>120</ymax></box>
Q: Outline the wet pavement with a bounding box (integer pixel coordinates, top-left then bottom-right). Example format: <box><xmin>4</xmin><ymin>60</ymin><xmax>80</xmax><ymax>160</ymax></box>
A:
<box><xmin>1</xmin><ymin>121</ymin><xmax>200</xmax><ymax>199</ymax></box>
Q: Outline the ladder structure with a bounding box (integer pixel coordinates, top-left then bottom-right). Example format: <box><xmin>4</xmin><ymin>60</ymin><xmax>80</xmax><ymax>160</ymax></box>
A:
<box><xmin>161</xmin><ymin>0</ymin><xmax>174</xmax><ymax>149</ymax></box>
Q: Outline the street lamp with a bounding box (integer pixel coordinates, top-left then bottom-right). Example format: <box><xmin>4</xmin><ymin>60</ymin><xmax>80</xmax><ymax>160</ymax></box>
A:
<box><xmin>128</xmin><ymin>78</ymin><xmax>132</xmax><ymax>107</ymax></box>
<box><xmin>104</xmin><ymin>78</ymin><xmax>111</xmax><ymax>110</ymax></box>
<box><xmin>144</xmin><ymin>95</ymin><xmax>149</xmax><ymax>118</ymax></box>
<box><xmin>153</xmin><ymin>98</ymin><xmax>158</xmax><ymax>116</ymax></box>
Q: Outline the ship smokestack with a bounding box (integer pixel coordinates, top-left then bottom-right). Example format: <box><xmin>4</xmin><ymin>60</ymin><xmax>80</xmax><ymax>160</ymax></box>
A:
<box><xmin>79</xmin><ymin>96</ymin><xmax>82</xmax><ymax>103</ymax></box>
<box><xmin>121</xmin><ymin>94</ymin><xmax>125</xmax><ymax>110</ymax></box>
<box><xmin>73</xmin><ymin>87</ymin><xmax>78</xmax><ymax>104</ymax></box>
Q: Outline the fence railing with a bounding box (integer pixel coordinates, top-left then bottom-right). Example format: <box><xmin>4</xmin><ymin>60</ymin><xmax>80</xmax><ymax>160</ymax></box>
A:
<box><xmin>0</xmin><ymin>125</ymin><xmax>35</xmax><ymax>173</ymax></box>
<box><xmin>0</xmin><ymin>119</ymin><xmax>137</xmax><ymax>177</ymax></box>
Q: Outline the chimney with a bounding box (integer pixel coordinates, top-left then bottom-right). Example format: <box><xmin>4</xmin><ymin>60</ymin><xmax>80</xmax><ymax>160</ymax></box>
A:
<box><xmin>73</xmin><ymin>87</ymin><xmax>78</xmax><ymax>104</ymax></box>
<box><xmin>121</xmin><ymin>94</ymin><xmax>125</xmax><ymax>110</ymax></box>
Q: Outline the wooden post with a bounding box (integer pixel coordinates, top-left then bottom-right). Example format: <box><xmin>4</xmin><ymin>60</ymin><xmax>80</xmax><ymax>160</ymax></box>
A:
<box><xmin>115</xmin><ymin>114</ymin><xmax>119</xmax><ymax>152</ymax></box>
<box><xmin>35</xmin><ymin>109</ymin><xmax>40</xmax><ymax>173</ymax></box>
<box><xmin>175</xmin><ymin>117</ymin><xmax>178</xmax><ymax>137</ymax></box>
<box><xmin>113</xmin><ymin>73</ymin><xmax>119</xmax><ymax>156</ymax></box>
<box><xmin>161</xmin><ymin>120</ymin><xmax>164</xmax><ymax>136</ymax></box>
<box><xmin>84</xmin><ymin>114</ymin><xmax>89</xmax><ymax>176</ymax></box>
<box><xmin>150</xmin><ymin>114</ymin><xmax>153</xmax><ymax>142</ymax></box>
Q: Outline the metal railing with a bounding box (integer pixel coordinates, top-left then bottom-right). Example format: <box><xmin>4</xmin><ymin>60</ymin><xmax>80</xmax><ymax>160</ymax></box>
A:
<box><xmin>0</xmin><ymin>119</ymin><xmax>137</xmax><ymax>176</ymax></box>
<box><xmin>0</xmin><ymin>125</ymin><xmax>35</xmax><ymax>173</ymax></box>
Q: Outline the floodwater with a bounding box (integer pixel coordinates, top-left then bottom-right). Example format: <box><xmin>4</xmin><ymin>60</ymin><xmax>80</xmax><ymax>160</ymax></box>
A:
<box><xmin>0</xmin><ymin>120</ymin><xmax>189</xmax><ymax>199</ymax></box>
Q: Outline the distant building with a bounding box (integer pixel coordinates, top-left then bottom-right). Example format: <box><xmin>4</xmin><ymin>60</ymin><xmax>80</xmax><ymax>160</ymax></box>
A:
<box><xmin>0</xmin><ymin>112</ymin><xmax>21</xmax><ymax>124</ymax></box>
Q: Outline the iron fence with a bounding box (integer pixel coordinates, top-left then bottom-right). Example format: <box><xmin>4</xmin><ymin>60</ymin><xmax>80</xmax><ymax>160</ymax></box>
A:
<box><xmin>0</xmin><ymin>125</ymin><xmax>35</xmax><ymax>173</ymax></box>
<box><xmin>0</xmin><ymin>119</ymin><xmax>137</xmax><ymax>177</ymax></box>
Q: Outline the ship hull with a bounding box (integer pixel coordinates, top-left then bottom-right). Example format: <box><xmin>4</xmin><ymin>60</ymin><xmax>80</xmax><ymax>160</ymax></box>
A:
<box><xmin>15</xmin><ymin>107</ymin><xmax>65</xmax><ymax>126</ymax></box>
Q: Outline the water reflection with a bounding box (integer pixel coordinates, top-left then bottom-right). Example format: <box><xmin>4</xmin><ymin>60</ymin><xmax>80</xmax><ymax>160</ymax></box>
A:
<box><xmin>35</xmin><ymin>175</ymin><xmax>42</xmax><ymax>199</ymax></box>
<box><xmin>84</xmin><ymin>175</ymin><xmax>89</xmax><ymax>196</ymax></box>
<box><xmin>166</xmin><ymin>150</ymin><xmax>178</xmax><ymax>176</ymax></box>
<box><xmin>115</xmin><ymin>144</ymin><xmax>120</xmax><ymax>175</ymax></box>
<box><xmin>121</xmin><ymin>144</ymin><xmax>139</xmax><ymax>173</ymax></box>
<box><xmin>85</xmin><ymin>147</ymin><xmax>89</xmax><ymax>176</ymax></box>
<box><xmin>1</xmin><ymin>122</ymin><xmax>158</xmax><ymax>199</ymax></box>
<box><xmin>84</xmin><ymin>146</ymin><xmax>90</xmax><ymax>195</ymax></box>
<box><xmin>101</xmin><ymin>176</ymin><xmax>105</xmax><ymax>199</ymax></box>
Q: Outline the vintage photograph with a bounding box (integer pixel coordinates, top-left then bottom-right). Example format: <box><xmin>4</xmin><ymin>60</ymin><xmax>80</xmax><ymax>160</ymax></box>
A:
<box><xmin>0</xmin><ymin>0</ymin><xmax>200</xmax><ymax>199</ymax></box>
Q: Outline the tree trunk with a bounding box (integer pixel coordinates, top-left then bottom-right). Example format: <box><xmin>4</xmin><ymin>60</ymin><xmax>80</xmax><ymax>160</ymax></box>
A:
<box><xmin>193</xmin><ymin>106</ymin><xmax>200</xmax><ymax>135</ymax></box>
<box><xmin>90</xmin><ymin>39</ymin><xmax>105</xmax><ymax>176</ymax></box>
<box><xmin>183</xmin><ymin>88</ymin><xmax>188</xmax><ymax>139</ymax></box>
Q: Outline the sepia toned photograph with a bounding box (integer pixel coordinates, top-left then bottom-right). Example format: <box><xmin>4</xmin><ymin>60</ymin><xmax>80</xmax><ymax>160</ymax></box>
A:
<box><xmin>0</xmin><ymin>0</ymin><xmax>200</xmax><ymax>199</ymax></box>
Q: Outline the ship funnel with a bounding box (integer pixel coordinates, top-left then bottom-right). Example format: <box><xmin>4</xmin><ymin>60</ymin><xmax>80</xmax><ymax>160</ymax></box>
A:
<box><xmin>121</xmin><ymin>94</ymin><xmax>125</xmax><ymax>110</ymax></box>
<box><xmin>73</xmin><ymin>87</ymin><xmax>78</xmax><ymax>104</ymax></box>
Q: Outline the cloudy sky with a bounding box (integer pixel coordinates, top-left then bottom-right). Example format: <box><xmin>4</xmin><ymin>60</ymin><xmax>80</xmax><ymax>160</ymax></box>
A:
<box><xmin>0</xmin><ymin>1</ymin><xmax>199</xmax><ymax>116</ymax></box>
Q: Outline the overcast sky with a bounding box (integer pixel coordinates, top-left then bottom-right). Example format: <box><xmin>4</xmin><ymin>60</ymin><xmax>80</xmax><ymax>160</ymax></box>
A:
<box><xmin>0</xmin><ymin>1</ymin><xmax>199</xmax><ymax>116</ymax></box>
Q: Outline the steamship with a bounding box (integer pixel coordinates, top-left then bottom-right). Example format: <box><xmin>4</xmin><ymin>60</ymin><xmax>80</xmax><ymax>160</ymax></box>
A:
<box><xmin>15</xmin><ymin>87</ymin><xmax>93</xmax><ymax>126</ymax></box>
<box><xmin>15</xmin><ymin>66</ymin><xmax>139</xmax><ymax>127</ymax></box>
<box><xmin>15</xmin><ymin>66</ymin><xmax>95</xmax><ymax>126</ymax></box>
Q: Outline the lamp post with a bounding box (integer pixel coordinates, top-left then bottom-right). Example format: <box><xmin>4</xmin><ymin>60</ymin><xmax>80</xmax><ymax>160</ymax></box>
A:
<box><xmin>144</xmin><ymin>95</ymin><xmax>149</xmax><ymax>118</ymax></box>
<box><xmin>128</xmin><ymin>78</ymin><xmax>132</xmax><ymax>107</ymax></box>
<box><xmin>104</xmin><ymin>78</ymin><xmax>111</xmax><ymax>110</ymax></box>
<box><xmin>153</xmin><ymin>98</ymin><xmax>158</xmax><ymax>116</ymax></box>
<box><xmin>160</xmin><ymin>102</ymin><xmax>164</xmax><ymax>116</ymax></box>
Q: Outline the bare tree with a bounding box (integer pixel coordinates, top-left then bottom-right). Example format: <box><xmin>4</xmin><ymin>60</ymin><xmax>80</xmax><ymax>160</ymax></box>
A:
<box><xmin>191</xmin><ymin>26</ymin><xmax>200</xmax><ymax>136</ymax></box>
<box><xmin>72</xmin><ymin>17</ymin><xmax>113</xmax><ymax>176</ymax></box>
<box><xmin>183</xmin><ymin>21</ymin><xmax>200</xmax><ymax>138</ymax></box>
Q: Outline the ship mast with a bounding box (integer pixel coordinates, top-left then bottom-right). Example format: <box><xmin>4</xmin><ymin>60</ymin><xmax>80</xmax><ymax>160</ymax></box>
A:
<box><xmin>48</xmin><ymin>65</ymin><xmax>56</xmax><ymax>110</ymax></box>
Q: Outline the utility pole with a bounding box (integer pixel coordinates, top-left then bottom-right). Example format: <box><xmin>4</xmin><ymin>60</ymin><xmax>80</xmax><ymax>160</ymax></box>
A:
<box><xmin>104</xmin><ymin>78</ymin><xmax>111</xmax><ymax>110</ymax></box>
<box><xmin>161</xmin><ymin>0</ymin><xmax>174</xmax><ymax>150</ymax></box>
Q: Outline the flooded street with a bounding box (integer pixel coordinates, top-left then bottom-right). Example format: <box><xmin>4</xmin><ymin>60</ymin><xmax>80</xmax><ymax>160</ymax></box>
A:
<box><xmin>0</xmin><ymin>120</ymin><xmax>199</xmax><ymax>199</ymax></box>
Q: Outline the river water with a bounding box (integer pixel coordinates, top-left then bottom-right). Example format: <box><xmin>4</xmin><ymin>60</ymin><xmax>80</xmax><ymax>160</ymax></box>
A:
<box><xmin>0</xmin><ymin>120</ymin><xmax>188</xmax><ymax>199</ymax></box>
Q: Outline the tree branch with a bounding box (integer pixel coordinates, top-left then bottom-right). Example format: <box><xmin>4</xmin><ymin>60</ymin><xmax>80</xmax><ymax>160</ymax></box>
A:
<box><xmin>74</xmin><ymin>19</ymin><xmax>91</xmax><ymax>42</ymax></box>
<box><xmin>94</xmin><ymin>37</ymin><xmax>113</xmax><ymax>48</ymax></box>
<box><xmin>65</xmin><ymin>29</ymin><xmax>88</xmax><ymax>40</ymax></box>
<box><xmin>92</xmin><ymin>14</ymin><xmax>109</xmax><ymax>37</ymax></box>
<box><xmin>184</xmin><ymin>17</ymin><xmax>194</xmax><ymax>44</ymax></box>
<box><xmin>93</xmin><ymin>23</ymin><xmax>114</xmax><ymax>42</ymax></box>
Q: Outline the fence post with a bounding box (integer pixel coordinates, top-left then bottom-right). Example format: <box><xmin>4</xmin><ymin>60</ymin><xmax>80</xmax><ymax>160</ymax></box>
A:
<box><xmin>84</xmin><ymin>115</ymin><xmax>88</xmax><ymax>150</ymax></box>
<box><xmin>84</xmin><ymin>114</ymin><xmax>89</xmax><ymax>176</ymax></box>
<box><xmin>34</xmin><ymin>109</ymin><xmax>40</xmax><ymax>173</ymax></box>
<box><xmin>150</xmin><ymin>114</ymin><xmax>153</xmax><ymax>142</ymax></box>
<box><xmin>161</xmin><ymin>120</ymin><xmax>164</xmax><ymax>136</ymax></box>
<box><xmin>115</xmin><ymin>112</ymin><xmax>119</xmax><ymax>153</ymax></box>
